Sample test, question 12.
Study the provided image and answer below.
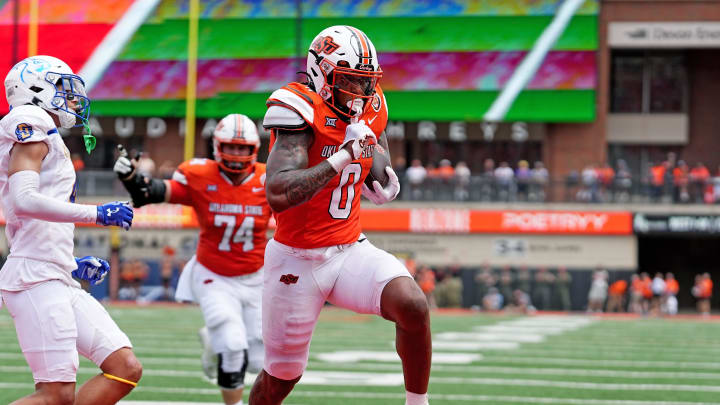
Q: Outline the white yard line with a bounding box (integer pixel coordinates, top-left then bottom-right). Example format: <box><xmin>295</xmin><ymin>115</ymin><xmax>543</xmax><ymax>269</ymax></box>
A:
<box><xmin>3</xmin><ymin>362</ymin><xmax>720</xmax><ymax>382</ymax></box>
<box><xmin>4</xmin><ymin>382</ymin><xmax>720</xmax><ymax>404</ymax></box>
<box><xmin>4</xmin><ymin>383</ymin><xmax>720</xmax><ymax>404</ymax></box>
<box><xmin>304</xmin><ymin>362</ymin><xmax>720</xmax><ymax>380</ymax></box>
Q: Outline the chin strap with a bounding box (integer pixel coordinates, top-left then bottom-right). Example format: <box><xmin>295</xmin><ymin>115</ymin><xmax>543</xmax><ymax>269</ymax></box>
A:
<box><xmin>83</xmin><ymin>121</ymin><xmax>96</xmax><ymax>155</ymax></box>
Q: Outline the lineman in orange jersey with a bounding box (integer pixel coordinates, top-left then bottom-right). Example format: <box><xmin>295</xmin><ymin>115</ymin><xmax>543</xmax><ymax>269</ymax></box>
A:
<box><xmin>114</xmin><ymin>114</ymin><xmax>270</xmax><ymax>405</ymax></box>
<box><xmin>249</xmin><ymin>26</ymin><xmax>431</xmax><ymax>405</ymax></box>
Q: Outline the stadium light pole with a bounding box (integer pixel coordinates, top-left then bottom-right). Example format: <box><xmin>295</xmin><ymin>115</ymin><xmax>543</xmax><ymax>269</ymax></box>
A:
<box><xmin>184</xmin><ymin>0</ymin><xmax>200</xmax><ymax>161</ymax></box>
<box><xmin>483</xmin><ymin>0</ymin><xmax>586</xmax><ymax>122</ymax></box>
<box><xmin>27</xmin><ymin>0</ymin><xmax>38</xmax><ymax>56</ymax></box>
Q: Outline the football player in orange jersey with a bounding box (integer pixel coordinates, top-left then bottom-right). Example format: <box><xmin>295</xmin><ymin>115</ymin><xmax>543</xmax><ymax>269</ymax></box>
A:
<box><xmin>249</xmin><ymin>26</ymin><xmax>430</xmax><ymax>405</ymax></box>
<box><xmin>114</xmin><ymin>114</ymin><xmax>271</xmax><ymax>405</ymax></box>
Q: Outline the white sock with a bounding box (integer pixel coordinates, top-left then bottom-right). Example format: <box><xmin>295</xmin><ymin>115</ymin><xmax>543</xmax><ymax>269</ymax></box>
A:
<box><xmin>406</xmin><ymin>391</ymin><xmax>428</xmax><ymax>405</ymax></box>
<box><xmin>230</xmin><ymin>400</ymin><xmax>243</xmax><ymax>405</ymax></box>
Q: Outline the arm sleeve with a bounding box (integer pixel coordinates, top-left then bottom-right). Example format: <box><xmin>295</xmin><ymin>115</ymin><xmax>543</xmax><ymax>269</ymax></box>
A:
<box><xmin>8</xmin><ymin>170</ymin><xmax>97</xmax><ymax>223</ymax></box>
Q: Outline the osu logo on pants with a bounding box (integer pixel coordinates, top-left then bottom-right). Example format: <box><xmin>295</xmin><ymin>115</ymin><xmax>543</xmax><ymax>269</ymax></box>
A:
<box><xmin>279</xmin><ymin>274</ymin><xmax>299</xmax><ymax>285</ymax></box>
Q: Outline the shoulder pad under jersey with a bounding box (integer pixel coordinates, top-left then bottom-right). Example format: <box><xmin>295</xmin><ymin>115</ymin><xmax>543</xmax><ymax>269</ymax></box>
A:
<box><xmin>263</xmin><ymin>105</ymin><xmax>306</xmax><ymax>130</ymax></box>
<box><xmin>0</xmin><ymin>105</ymin><xmax>58</xmax><ymax>144</ymax></box>
<box><xmin>173</xmin><ymin>158</ymin><xmax>211</xmax><ymax>185</ymax></box>
<box><xmin>265</xmin><ymin>86</ymin><xmax>315</xmax><ymax>127</ymax></box>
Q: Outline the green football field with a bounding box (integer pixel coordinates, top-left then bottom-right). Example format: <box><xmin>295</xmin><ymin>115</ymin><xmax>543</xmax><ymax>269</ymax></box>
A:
<box><xmin>2</xmin><ymin>304</ymin><xmax>720</xmax><ymax>405</ymax></box>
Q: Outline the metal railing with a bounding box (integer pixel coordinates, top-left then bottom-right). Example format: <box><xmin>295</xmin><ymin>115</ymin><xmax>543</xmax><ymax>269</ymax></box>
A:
<box><xmin>76</xmin><ymin>170</ymin><xmax>720</xmax><ymax>205</ymax></box>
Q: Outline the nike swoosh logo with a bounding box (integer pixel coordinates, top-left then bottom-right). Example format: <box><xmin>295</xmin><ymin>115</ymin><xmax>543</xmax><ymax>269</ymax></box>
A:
<box><xmin>368</xmin><ymin>116</ymin><xmax>378</xmax><ymax>125</ymax></box>
<box><xmin>252</xmin><ymin>187</ymin><xmax>264</xmax><ymax>193</ymax></box>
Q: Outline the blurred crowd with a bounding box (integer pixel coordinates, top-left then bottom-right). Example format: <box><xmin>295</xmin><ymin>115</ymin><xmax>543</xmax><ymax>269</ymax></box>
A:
<box><xmin>590</xmin><ymin>269</ymin><xmax>713</xmax><ymax>317</ymax></box>
<box><xmin>572</xmin><ymin>152</ymin><xmax>720</xmax><ymax>204</ymax></box>
<box><xmin>472</xmin><ymin>264</ymin><xmax>572</xmax><ymax>314</ymax></box>
<box><xmin>397</xmin><ymin>157</ymin><xmax>549</xmax><ymax>202</ymax></box>
<box><xmin>406</xmin><ymin>259</ymin><xmax>714</xmax><ymax>316</ymax></box>
<box><xmin>117</xmin><ymin>245</ymin><xmax>183</xmax><ymax>304</ymax></box>
<box><xmin>391</xmin><ymin>151</ymin><xmax>720</xmax><ymax>204</ymax></box>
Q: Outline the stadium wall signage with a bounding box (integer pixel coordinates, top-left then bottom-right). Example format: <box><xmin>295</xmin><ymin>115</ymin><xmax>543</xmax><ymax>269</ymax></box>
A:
<box><xmin>610</xmin><ymin>22</ymin><xmax>720</xmax><ymax>48</ymax></box>
<box><xmin>61</xmin><ymin>117</ymin><xmax>546</xmax><ymax>143</ymax></box>
<box><xmin>633</xmin><ymin>213</ymin><xmax>720</xmax><ymax>235</ymax></box>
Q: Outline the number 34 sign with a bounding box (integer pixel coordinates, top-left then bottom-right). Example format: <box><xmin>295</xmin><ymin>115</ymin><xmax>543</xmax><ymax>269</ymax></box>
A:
<box><xmin>493</xmin><ymin>238</ymin><xmax>528</xmax><ymax>257</ymax></box>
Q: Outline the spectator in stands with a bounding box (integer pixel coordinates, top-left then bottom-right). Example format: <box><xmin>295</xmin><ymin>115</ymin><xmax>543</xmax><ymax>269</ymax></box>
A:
<box><xmin>533</xmin><ymin>267</ymin><xmax>554</xmax><ymax>311</ymax></box>
<box><xmin>405</xmin><ymin>159</ymin><xmax>427</xmax><ymax>200</ymax></box>
<box><xmin>649</xmin><ymin>161</ymin><xmax>667</xmax><ymax>202</ymax></box>
<box><xmin>71</xmin><ymin>153</ymin><xmax>85</xmax><ymax>172</ymax></box>
<box><xmin>474</xmin><ymin>264</ymin><xmax>495</xmax><ymax>307</ymax></box>
<box><xmin>517</xmin><ymin>265</ymin><xmax>531</xmax><ymax>295</ymax></box>
<box><xmin>651</xmin><ymin>272</ymin><xmax>667</xmax><ymax>316</ymax></box>
<box><xmin>498</xmin><ymin>266</ymin><xmax>515</xmax><ymax>306</ymax></box>
<box><xmin>506</xmin><ymin>289</ymin><xmax>535</xmax><ymax>314</ymax></box>
<box><xmin>640</xmin><ymin>272</ymin><xmax>653</xmax><ymax>314</ymax></box>
<box><xmin>119</xmin><ymin>259</ymin><xmax>149</xmax><ymax>301</ymax></box>
<box><xmin>530</xmin><ymin>161</ymin><xmax>549</xmax><ymax>202</ymax></box>
<box><xmin>614</xmin><ymin>159</ymin><xmax>632</xmax><ymax>203</ymax></box>
<box><xmin>425</xmin><ymin>162</ymin><xmax>438</xmax><ymax>178</ymax></box>
<box><xmin>392</xmin><ymin>156</ymin><xmax>407</xmax><ymax>181</ymax></box>
<box><xmin>578</xmin><ymin>164</ymin><xmax>599</xmax><ymax>203</ymax></box>
<box><xmin>435</xmin><ymin>266</ymin><xmax>463</xmax><ymax>308</ymax></box>
<box><xmin>494</xmin><ymin>161</ymin><xmax>515</xmax><ymax>201</ymax></box>
<box><xmin>673</xmin><ymin>160</ymin><xmax>690</xmax><ymax>203</ymax></box>
<box><xmin>555</xmin><ymin>267</ymin><xmax>572</xmax><ymax>311</ymax></box>
<box><xmin>689</xmin><ymin>162</ymin><xmax>710</xmax><ymax>203</ymax></box>
<box><xmin>483</xmin><ymin>287</ymin><xmax>503</xmax><ymax>311</ymax></box>
<box><xmin>136</xmin><ymin>153</ymin><xmax>156</xmax><ymax>176</ymax></box>
<box><xmin>436</xmin><ymin>159</ymin><xmax>454</xmax><ymax>180</ymax></box>
<box><xmin>480</xmin><ymin>158</ymin><xmax>496</xmax><ymax>201</ymax></box>
<box><xmin>417</xmin><ymin>265</ymin><xmax>437</xmax><ymax>309</ymax></box>
<box><xmin>160</xmin><ymin>245</ymin><xmax>177</xmax><ymax>301</ymax></box>
<box><xmin>596</xmin><ymin>162</ymin><xmax>615</xmax><ymax>202</ymax></box>
<box><xmin>693</xmin><ymin>273</ymin><xmax>713</xmax><ymax>316</ymax></box>
<box><xmin>403</xmin><ymin>255</ymin><xmax>417</xmax><ymax>278</ymax></box>
<box><xmin>454</xmin><ymin>161</ymin><xmax>471</xmax><ymax>201</ymax></box>
<box><xmin>663</xmin><ymin>155</ymin><xmax>676</xmax><ymax>200</ymax></box>
<box><xmin>587</xmin><ymin>267</ymin><xmax>608</xmax><ymax>312</ymax></box>
<box><xmin>629</xmin><ymin>274</ymin><xmax>644</xmax><ymax>314</ymax></box>
<box><xmin>606</xmin><ymin>278</ymin><xmax>627</xmax><ymax>313</ymax></box>
<box><xmin>515</xmin><ymin>160</ymin><xmax>531</xmax><ymax>201</ymax></box>
<box><xmin>664</xmin><ymin>272</ymin><xmax>679</xmax><ymax>315</ymax></box>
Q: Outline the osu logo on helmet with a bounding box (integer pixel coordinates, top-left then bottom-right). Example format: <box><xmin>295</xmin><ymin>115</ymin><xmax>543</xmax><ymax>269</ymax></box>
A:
<box><xmin>312</xmin><ymin>36</ymin><xmax>340</xmax><ymax>55</ymax></box>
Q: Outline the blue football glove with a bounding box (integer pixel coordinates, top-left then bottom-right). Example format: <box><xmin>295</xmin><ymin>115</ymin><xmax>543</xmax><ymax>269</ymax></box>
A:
<box><xmin>73</xmin><ymin>256</ymin><xmax>110</xmax><ymax>285</ymax></box>
<box><xmin>96</xmin><ymin>201</ymin><xmax>133</xmax><ymax>230</ymax></box>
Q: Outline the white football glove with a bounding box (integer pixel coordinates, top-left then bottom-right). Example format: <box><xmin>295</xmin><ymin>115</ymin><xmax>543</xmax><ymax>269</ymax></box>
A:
<box><xmin>341</xmin><ymin>120</ymin><xmax>376</xmax><ymax>160</ymax></box>
<box><xmin>113</xmin><ymin>145</ymin><xmax>135</xmax><ymax>180</ymax></box>
<box><xmin>362</xmin><ymin>166</ymin><xmax>400</xmax><ymax>205</ymax></box>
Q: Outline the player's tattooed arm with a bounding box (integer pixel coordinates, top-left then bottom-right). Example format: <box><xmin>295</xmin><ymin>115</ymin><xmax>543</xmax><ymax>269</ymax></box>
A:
<box><xmin>265</xmin><ymin>128</ymin><xmax>338</xmax><ymax>212</ymax></box>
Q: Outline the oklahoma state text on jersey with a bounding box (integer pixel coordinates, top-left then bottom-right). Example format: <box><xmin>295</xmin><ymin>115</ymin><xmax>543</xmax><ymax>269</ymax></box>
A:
<box><xmin>266</xmin><ymin>82</ymin><xmax>389</xmax><ymax>249</ymax></box>
<box><xmin>168</xmin><ymin>159</ymin><xmax>271</xmax><ymax>276</ymax></box>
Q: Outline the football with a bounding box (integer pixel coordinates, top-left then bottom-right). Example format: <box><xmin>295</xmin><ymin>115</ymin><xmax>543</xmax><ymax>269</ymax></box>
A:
<box><xmin>364</xmin><ymin>143</ymin><xmax>391</xmax><ymax>188</ymax></box>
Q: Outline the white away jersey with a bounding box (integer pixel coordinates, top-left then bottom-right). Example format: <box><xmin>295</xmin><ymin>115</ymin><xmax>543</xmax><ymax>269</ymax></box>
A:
<box><xmin>0</xmin><ymin>105</ymin><xmax>79</xmax><ymax>291</ymax></box>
